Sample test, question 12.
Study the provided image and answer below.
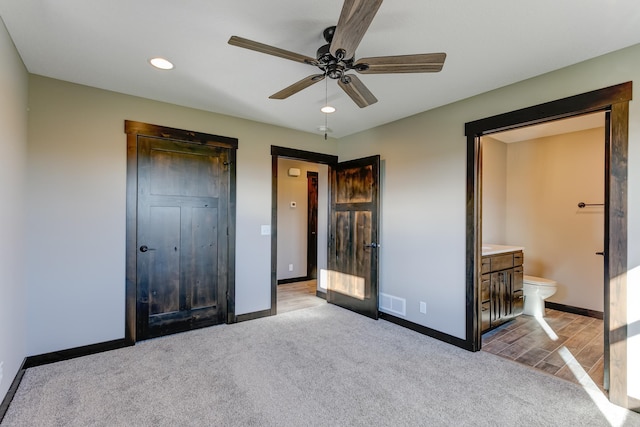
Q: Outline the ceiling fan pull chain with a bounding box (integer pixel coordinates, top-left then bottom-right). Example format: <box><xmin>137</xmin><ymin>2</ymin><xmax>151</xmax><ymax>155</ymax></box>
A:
<box><xmin>325</xmin><ymin>77</ymin><xmax>329</xmax><ymax>140</ymax></box>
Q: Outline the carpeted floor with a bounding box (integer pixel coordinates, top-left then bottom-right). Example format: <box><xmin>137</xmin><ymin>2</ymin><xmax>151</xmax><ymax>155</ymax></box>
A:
<box><xmin>2</xmin><ymin>304</ymin><xmax>639</xmax><ymax>426</ymax></box>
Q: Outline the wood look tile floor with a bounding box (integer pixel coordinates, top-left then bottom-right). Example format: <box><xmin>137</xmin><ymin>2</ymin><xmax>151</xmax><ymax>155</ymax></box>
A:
<box><xmin>482</xmin><ymin>309</ymin><xmax>605</xmax><ymax>390</ymax></box>
<box><xmin>277</xmin><ymin>279</ymin><xmax>326</xmax><ymax>314</ymax></box>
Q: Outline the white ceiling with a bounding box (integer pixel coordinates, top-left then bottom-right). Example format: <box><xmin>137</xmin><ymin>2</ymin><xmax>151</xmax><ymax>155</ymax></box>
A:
<box><xmin>1</xmin><ymin>0</ymin><xmax>639</xmax><ymax>138</ymax></box>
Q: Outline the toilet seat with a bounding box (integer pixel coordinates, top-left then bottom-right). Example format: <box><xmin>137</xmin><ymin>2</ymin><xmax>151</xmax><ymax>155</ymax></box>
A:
<box><xmin>524</xmin><ymin>275</ymin><xmax>556</xmax><ymax>287</ymax></box>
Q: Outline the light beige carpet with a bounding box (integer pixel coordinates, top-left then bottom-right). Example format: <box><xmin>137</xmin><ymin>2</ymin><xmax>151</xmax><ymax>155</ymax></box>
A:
<box><xmin>3</xmin><ymin>304</ymin><xmax>639</xmax><ymax>426</ymax></box>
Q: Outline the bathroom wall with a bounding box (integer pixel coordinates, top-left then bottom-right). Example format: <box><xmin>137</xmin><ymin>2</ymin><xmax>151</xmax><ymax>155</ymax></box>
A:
<box><xmin>276</xmin><ymin>159</ymin><xmax>328</xmax><ymax>281</ymax></box>
<box><xmin>504</xmin><ymin>127</ymin><xmax>605</xmax><ymax>312</ymax></box>
<box><xmin>482</xmin><ymin>137</ymin><xmax>508</xmax><ymax>244</ymax></box>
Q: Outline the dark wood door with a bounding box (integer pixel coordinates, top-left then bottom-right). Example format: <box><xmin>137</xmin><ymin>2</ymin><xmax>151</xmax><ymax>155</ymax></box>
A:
<box><xmin>328</xmin><ymin>155</ymin><xmax>380</xmax><ymax>319</ymax></box>
<box><xmin>136</xmin><ymin>136</ymin><xmax>230</xmax><ymax>339</ymax></box>
<box><xmin>307</xmin><ymin>171</ymin><xmax>318</xmax><ymax>279</ymax></box>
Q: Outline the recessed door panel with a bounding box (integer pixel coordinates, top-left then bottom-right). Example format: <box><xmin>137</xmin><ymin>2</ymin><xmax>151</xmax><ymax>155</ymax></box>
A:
<box><xmin>148</xmin><ymin>206</ymin><xmax>181</xmax><ymax>315</ymax></box>
<box><xmin>189</xmin><ymin>206</ymin><xmax>219</xmax><ymax>310</ymax></box>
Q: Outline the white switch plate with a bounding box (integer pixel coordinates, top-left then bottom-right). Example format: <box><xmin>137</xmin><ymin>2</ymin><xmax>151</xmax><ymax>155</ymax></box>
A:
<box><xmin>260</xmin><ymin>225</ymin><xmax>270</xmax><ymax>235</ymax></box>
<box><xmin>288</xmin><ymin>264</ymin><xmax>294</xmax><ymax>271</ymax></box>
<box><xmin>420</xmin><ymin>301</ymin><xmax>427</xmax><ymax>314</ymax></box>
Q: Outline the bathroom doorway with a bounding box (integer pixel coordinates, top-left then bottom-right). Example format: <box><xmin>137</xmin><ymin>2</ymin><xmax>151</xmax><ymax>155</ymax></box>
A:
<box><xmin>465</xmin><ymin>82</ymin><xmax>632</xmax><ymax>407</ymax></box>
<box><xmin>479</xmin><ymin>113</ymin><xmax>606</xmax><ymax>389</ymax></box>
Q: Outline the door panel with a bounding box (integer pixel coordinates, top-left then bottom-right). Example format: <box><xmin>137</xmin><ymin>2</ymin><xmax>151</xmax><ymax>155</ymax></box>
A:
<box><xmin>189</xmin><ymin>206</ymin><xmax>219</xmax><ymax>309</ymax></box>
<box><xmin>335</xmin><ymin>164</ymin><xmax>374</xmax><ymax>203</ymax></box>
<box><xmin>137</xmin><ymin>136</ymin><xmax>229</xmax><ymax>339</ymax></box>
<box><xmin>328</xmin><ymin>155</ymin><xmax>380</xmax><ymax>319</ymax></box>
<box><xmin>149</xmin><ymin>148</ymin><xmax>220</xmax><ymax>197</ymax></box>
<box><xmin>148</xmin><ymin>206</ymin><xmax>181</xmax><ymax>315</ymax></box>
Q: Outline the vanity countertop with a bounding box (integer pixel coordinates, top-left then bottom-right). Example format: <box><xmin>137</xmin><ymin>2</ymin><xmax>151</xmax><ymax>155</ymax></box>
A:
<box><xmin>482</xmin><ymin>244</ymin><xmax>524</xmax><ymax>256</ymax></box>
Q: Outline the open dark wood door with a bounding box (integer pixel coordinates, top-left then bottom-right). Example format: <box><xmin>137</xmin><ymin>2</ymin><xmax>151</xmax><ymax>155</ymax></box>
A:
<box><xmin>328</xmin><ymin>155</ymin><xmax>380</xmax><ymax>319</ymax></box>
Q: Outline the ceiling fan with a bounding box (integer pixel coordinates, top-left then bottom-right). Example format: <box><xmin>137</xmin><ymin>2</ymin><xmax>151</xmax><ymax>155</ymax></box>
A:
<box><xmin>228</xmin><ymin>0</ymin><xmax>446</xmax><ymax>108</ymax></box>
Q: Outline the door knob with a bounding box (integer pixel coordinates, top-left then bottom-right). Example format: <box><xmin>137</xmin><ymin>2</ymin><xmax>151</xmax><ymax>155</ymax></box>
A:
<box><xmin>364</xmin><ymin>242</ymin><xmax>379</xmax><ymax>248</ymax></box>
<box><xmin>139</xmin><ymin>245</ymin><xmax>156</xmax><ymax>252</ymax></box>
<box><xmin>595</xmin><ymin>251</ymin><xmax>605</xmax><ymax>256</ymax></box>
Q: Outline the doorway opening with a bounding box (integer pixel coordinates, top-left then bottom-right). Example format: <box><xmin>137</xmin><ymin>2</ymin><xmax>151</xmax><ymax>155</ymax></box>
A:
<box><xmin>275</xmin><ymin>158</ymin><xmax>329</xmax><ymax>314</ymax></box>
<box><xmin>465</xmin><ymin>82</ymin><xmax>632</xmax><ymax>407</ymax></box>
<box><xmin>479</xmin><ymin>112</ymin><xmax>606</xmax><ymax>389</ymax></box>
<box><xmin>270</xmin><ymin>147</ymin><xmax>338</xmax><ymax>315</ymax></box>
<box><xmin>271</xmin><ymin>146</ymin><xmax>381</xmax><ymax>319</ymax></box>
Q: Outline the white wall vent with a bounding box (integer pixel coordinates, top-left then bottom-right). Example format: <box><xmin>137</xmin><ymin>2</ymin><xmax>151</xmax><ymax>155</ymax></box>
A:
<box><xmin>379</xmin><ymin>293</ymin><xmax>406</xmax><ymax>316</ymax></box>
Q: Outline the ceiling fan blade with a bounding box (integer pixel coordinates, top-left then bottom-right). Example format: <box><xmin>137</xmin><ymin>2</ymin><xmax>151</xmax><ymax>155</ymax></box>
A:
<box><xmin>338</xmin><ymin>74</ymin><xmax>378</xmax><ymax>108</ymax></box>
<box><xmin>269</xmin><ymin>74</ymin><xmax>326</xmax><ymax>100</ymax></box>
<box><xmin>355</xmin><ymin>53</ymin><xmax>446</xmax><ymax>74</ymax></box>
<box><xmin>330</xmin><ymin>0</ymin><xmax>383</xmax><ymax>60</ymax></box>
<box><xmin>228</xmin><ymin>36</ymin><xmax>318</xmax><ymax>66</ymax></box>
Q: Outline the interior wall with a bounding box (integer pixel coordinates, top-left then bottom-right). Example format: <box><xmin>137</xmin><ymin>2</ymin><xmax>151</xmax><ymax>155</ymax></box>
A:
<box><xmin>0</xmin><ymin>17</ymin><xmax>28</xmax><ymax>398</ymax></box>
<box><xmin>504</xmin><ymin>128</ymin><xmax>604</xmax><ymax>312</ymax></box>
<box><xmin>338</xmin><ymin>43</ymin><xmax>639</xmax><ymax>398</ymax></box>
<box><xmin>276</xmin><ymin>159</ymin><xmax>328</xmax><ymax>281</ymax></box>
<box><xmin>25</xmin><ymin>75</ymin><xmax>338</xmax><ymax>356</ymax></box>
<box><xmin>8</xmin><ymin>33</ymin><xmax>640</xmax><ymax>403</ymax></box>
<box><xmin>481</xmin><ymin>136</ymin><xmax>507</xmax><ymax>244</ymax></box>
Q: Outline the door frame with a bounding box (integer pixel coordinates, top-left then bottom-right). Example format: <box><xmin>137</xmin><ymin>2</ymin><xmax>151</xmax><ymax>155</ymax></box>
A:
<box><xmin>464</xmin><ymin>82</ymin><xmax>632</xmax><ymax>407</ymax></box>
<box><xmin>125</xmin><ymin>121</ymin><xmax>238</xmax><ymax>344</ymax></box>
<box><xmin>270</xmin><ymin>146</ymin><xmax>338</xmax><ymax>315</ymax></box>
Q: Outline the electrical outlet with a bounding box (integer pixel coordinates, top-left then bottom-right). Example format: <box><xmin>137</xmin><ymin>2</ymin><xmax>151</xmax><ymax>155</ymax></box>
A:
<box><xmin>288</xmin><ymin>264</ymin><xmax>294</xmax><ymax>271</ymax></box>
<box><xmin>419</xmin><ymin>301</ymin><xmax>427</xmax><ymax>314</ymax></box>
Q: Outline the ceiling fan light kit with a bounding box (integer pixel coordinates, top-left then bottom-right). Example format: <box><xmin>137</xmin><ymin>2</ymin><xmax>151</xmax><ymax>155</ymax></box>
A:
<box><xmin>149</xmin><ymin>57</ymin><xmax>174</xmax><ymax>70</ymax></box>
<box><xmin>228</xmin><ymin>0</ymin><xmax>446</xmax><ymax>109</ymax></box>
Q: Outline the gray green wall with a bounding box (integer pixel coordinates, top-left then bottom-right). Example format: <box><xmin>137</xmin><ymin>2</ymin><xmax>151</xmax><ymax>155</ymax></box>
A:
<box><xmin>0</xmin><ymin>17</ymin><xmax>28</xmax><ymax>400</ymax></box>
<box><xmin>338</xmin><ymin>43</ymin><xmax>640</xmax><ymax>399</ymax></box>
<box><xmin>24</xmin><ymin>75</ymin><xmax>338</xmax><ymax>355</ymax></box>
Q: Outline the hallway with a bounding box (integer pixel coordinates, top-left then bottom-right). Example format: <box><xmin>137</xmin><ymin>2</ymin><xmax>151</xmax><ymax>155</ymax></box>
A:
<box><xmin>277</xmin><ymin>279</ymin><xmax>325</xmax><ymax>314</ymax></box>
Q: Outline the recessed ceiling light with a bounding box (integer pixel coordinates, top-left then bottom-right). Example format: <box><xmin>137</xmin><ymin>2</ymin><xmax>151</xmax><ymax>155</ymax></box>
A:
<box><xmin>321</xmin><ymin>105</ymin><xmax>336</xmax><ymax>114</ymax></box>
<box><xmin>149</xmin><ymin>57</ymin><xmax>174</xmax><ymax>70</ymax></box>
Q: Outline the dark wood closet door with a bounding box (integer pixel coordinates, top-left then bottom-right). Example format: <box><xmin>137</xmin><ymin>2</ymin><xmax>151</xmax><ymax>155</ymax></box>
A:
<box><xmin>328</xmin><ymin>155</ymin><xmax>380</xmax><ymax>319</ymax></box>
<box><xmin>307</xmin><ymin>171</ymin><xmax>319</xmax><ymax>279</ymax></box>
<box><xmin>136</xmin><ymin>136</ymin><xmax>229</xmax><ymax>339</ymax></box>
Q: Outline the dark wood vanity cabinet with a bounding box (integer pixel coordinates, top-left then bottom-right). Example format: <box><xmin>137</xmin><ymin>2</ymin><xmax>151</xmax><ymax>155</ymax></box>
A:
<box><xmin>481</xmin><ymin>250</ymin><xmax>524</xmax><ymax>332</ymax></box>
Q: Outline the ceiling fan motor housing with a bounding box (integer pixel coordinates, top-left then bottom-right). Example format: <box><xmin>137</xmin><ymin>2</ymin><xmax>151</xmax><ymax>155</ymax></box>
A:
<box><xmin>317</xmin><ymin>27</ymin><xmax>358</xmax><ymax>81</ymax></box>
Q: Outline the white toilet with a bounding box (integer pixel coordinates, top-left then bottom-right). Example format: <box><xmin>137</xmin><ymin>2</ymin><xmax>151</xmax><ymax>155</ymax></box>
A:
<box><xmin>523</xmin><ymin>275</ymin><xmax>557</xmax><ymax>318</ymax></box>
